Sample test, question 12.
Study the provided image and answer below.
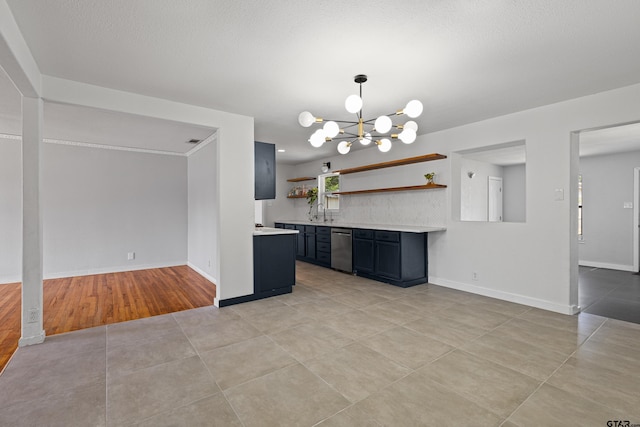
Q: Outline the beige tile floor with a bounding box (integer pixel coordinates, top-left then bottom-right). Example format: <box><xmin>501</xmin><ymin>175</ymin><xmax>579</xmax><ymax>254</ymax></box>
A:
<box><xmin>2</xmin><ymin>261</ymin><xmax>640</xmax><ymax>426</ymax></box>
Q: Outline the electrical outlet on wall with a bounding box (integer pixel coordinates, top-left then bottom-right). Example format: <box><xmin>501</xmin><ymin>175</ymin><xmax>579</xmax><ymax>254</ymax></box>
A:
<box><xmin>28</xmin><ymin>308</ymin><xmax>39</xmax><ymax>323</ymax></box>
<box><xmin>472</xmin><ymin>272</ymin><xmax>479</xmax><ymax>281</ymax></box>
<box><xmin>127</xmin><ymin>252</ymin><xmax>135</xmax><ymax>260</ymax></box>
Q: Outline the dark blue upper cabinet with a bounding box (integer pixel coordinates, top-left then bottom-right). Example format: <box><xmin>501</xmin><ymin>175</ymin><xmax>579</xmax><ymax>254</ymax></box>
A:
<box><xmin>255</xmin><ymin>141</ymin><xmax>276</xmax><ymax>200</ymax></box>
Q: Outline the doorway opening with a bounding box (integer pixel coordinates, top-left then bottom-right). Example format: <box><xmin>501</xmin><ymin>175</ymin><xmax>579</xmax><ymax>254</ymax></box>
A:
<box><xmin>574</xmin><ymin>121</ymin><xmax>640</xmax><ymax>322</ymax></box>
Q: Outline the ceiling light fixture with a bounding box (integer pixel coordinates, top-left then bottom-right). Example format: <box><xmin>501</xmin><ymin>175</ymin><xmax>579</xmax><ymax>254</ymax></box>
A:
<box><xmin>299</xmin><ymin>74</ymin><xmax>423</xmax><ymax>155</ymax></box>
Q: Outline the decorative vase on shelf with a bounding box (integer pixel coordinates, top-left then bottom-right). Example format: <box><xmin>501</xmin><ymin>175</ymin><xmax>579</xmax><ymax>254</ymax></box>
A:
<box><xmin>425</xmin><ymin>173</ymin><xmax>435</xmax><ymax>185</ymax></box>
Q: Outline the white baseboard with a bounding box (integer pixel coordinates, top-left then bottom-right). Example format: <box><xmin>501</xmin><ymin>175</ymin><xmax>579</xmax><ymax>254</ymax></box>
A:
<box><xmin>186</xmin><ymin>262</ymin><xmax>218</xmax><ymax>286</ymax></box>
<box><xmin>578</xmin><ymin>260</ymin><xmax>635</xmax><ymax>272</ymax></box>
<box><xmin>0</xmin><ymin>275</ymin><xmax>21</xmax><ymax>285</ymax></box>
<box><xmin>43</xmin><ymin>261</ymin><xmax>187</xmax><ymax>280</ymax></box>
<box><xmin>429</xmin><ymin>276</ymin><xmax>580</xmax><ymax>315</ymax></box>
<box><xmin>18</xmin><ymin>330</ymin><xmax>45</xmax><ymax>347</ymax></box>
<box><xmin>1</xmin><ymin>261</ymin><xmax>216</xmax><ymax>284</ymax></box>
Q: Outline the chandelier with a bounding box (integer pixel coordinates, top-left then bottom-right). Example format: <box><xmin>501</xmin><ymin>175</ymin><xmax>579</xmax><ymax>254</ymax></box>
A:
<box><xmin>298</xmin><ymin>74</ymin><xmax>423</xmax><ymax>155</ymax></box>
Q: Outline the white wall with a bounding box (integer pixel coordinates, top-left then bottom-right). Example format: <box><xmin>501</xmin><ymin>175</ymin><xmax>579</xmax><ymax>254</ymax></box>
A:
<box><xmin>503</xmin><ymin>164</ymin><xmax>526</xmax><ymax>222</ymax></box>
<box><xmin>0</xmin><ymin>137</ymin><xmax>22</xmax><ymax>283</ymax></box>
<box><xmin>42</xmin><ymin>142</ymin><xmax>187</xmax><ymax>278</ymax></box>
<box><xmin>2</xmin><ymin>139</ymin><xmax>190</xmax><ymax>282</ymax></box>
<box><xmin>267</xmin><ymin>83</ymin><xmax>640</xmax><ymax>314</ymax></box>
<box><xmin>579</xmin><ymin>150</ymin><xmax>640</xmax><ymax>270</ymax></box>
<box><xmin>460</xmin><ymin>158</ymin><xmax>503</xmax><ymax>221</ymax></box>
<box><xmin>42</xmin><ymin>76</ymin><xmax>255</xmax><ymax>306</ymax></box>
<box><xmin>188</xmin><ymin>139</ymin><xmax>218</xmax><ymax>283</ymax></box>
<box><xmin>262</xmin><ymin>162</ymin><xmax>297</xmax><ymax>226</ymax></box>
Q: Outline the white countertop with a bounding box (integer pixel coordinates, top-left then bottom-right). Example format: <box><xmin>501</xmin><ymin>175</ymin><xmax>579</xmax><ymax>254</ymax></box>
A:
<box><xmin>253</xmin><ymin>226</ymin><xmax>299</xmax><ymax>236</ymax></box>
<box><xmin>274</xmin><ymin>220</ymin><xmax>446</xmax><ymax>233</ymax></box>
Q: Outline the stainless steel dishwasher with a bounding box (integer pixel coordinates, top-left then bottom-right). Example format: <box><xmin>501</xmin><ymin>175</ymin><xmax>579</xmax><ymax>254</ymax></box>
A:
<box><xmin>331</xmin><ymin>228</ymin><xmax>352</xmax><ymax>272</ymax></box>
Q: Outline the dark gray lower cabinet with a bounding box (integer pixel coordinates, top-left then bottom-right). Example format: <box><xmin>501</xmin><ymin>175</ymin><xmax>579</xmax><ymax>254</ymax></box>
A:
<box><xmin>295</xmin><ymin>226</ymin><xmax>305</xmax><ymax>257</ymax></box>
<box><xmin>305</xmin><ymin>226</ymin><xmax>316</xmax><ymax>259</ymax></box>
<box><xmin>253</xmin><ymin>234</ymin><xmax>295</xmax><ymax>296</ymax></box>
<box><xmin>315</xmin><ymin>226</ymin><xmax>331</xmax><ymax>267</ymax></box>
<box><xmin>219</xmin><ymin>233</ymin><xmax>294</xmax><ymax>307</ymax></box>
<box><xmin>353</xmin><ymin>237</ymin><xmax>374</xmax><ymax>273</ymax></box>
<box><xmin>278</xmin><ymin>223</ymin><xmax>331</xmax><ymax>267</ymax></box>
<box><xmin>276</xmin><ymin>223</ymin><xmax>427</xmax><ymax>287</ymax></box>
<box><xmin>353</xmin><ymin>229</ymin><xmax>427</xmax><ymax>287</ymax></box>
<box><xmin>375</xmin><ymin>240</ymin><xmax>401</xmax><ymax>279</ymax></box>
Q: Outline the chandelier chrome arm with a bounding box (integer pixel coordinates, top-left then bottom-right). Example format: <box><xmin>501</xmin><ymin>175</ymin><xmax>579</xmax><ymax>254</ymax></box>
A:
<box><xmin>299</xmin><ymin>74</ymin><xmax>422</xmax><ymax>154</ymax></box>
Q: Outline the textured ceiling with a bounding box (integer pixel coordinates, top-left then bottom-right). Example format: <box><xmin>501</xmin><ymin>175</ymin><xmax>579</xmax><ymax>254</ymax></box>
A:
<box><xmin>3</xmin><ymin>0</ymin><xmax>640</xmax><ymax>162</ymax></box>
<box><xmin>0</xmin><ymin>70</ymin><xmax>215</xmax><ymax>154</ymax></box>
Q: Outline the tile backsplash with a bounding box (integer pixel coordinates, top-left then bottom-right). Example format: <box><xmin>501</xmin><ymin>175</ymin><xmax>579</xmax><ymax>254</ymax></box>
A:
<box><xmin>339</xmin><ymin>190</ymin><xmax>446</xmax><ymax>226</ymax></box>
<box><xmin>288</xmin><ymin>189</ymin><xmax>446</xmax><ymax>227</ymax></box>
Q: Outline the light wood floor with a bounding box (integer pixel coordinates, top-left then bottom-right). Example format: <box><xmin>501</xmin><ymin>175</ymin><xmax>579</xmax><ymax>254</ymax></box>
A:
<box><xmin>0</xmin><ymin>265</ymin><xmax>216</xmax><ymax>373</ymax></box>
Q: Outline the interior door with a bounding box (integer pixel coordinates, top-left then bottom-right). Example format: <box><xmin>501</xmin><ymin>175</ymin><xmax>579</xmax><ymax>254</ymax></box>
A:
<box><xmin>488</xmin><ymin>176</ymin><xmax>503</xmax><ymax>222</ymax></box>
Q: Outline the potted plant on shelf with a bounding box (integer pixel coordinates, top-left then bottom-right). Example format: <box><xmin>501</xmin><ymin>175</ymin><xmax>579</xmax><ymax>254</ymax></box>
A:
<box><xmin>306</xmin><ymin>187</ymin><xmax>318</xmax><ymax>219</ymax></box>
<box><xmin>424</xmin><ymin>172</ymin><xmax>436</xmax><ymax>185</ymax></box>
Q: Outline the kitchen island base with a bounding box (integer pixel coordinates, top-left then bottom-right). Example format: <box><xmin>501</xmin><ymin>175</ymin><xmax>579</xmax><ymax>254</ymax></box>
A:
<box><xmin>218</xmin><ymin>230</ymin><xmax>297</xmax><ymax>307</ymax></box>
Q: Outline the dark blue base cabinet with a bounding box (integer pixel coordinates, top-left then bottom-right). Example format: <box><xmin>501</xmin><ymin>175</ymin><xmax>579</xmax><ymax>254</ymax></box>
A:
<box><xmin>353</xmin><ymin>229</ymin><xmax>427</xmax><ymax>288</ymax></box>
<box><xmin>275</xmin><ymin>223</ymin><xmax>331</xmax><ymax>268</ymax></box>
<box><xmin>219</xmin><ymin>234</ymin><xmax>295</xmax><ymax>307</ymax></box>
<box><xmin>254</xmin><ymin>234</ymin><xmax>295</xmax><ymax>296</ymax></box>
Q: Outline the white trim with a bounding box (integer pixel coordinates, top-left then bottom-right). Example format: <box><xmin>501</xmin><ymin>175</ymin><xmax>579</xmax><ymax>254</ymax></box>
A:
<box><xmin>0</xmin><ymin>132</ymin><xmax>190</xmax><ymax>157</ymax></box>
<box><xmin>429</xmin><ymin>276</ymin><xmax>580</xmax><ymax>315</ymax></box>
<box><xmin>186</xmin><ymin>261</ymin><xmax>218</xmax><ymax>286</ymax></box>
<box><xmin>18</xmin><ymin>330</ymin><xmax>45</xmax><ymax>347</ymax></box>
<box><xmin>185</xmin><ymin>132</ymin><xmax>217</xmax><ymax>157</ymax></box>
<box><xmin>43</xmin><ymin>261</ymin><xmax>187</xmax><ymax>280</ymax></box>
<box><xmin>634</xmin><ymin>167</ymin><xmax>640</xmax><ymax>273</ymax></box>
<box><xmin>578</xmin><ymin>260</ymin><xmax>635</xmax><ymax>272</ymax></box>
<box><xmin>44</xmin><ymin>138</ymin><xmax>186</xmax><ymax>157</ymax></box>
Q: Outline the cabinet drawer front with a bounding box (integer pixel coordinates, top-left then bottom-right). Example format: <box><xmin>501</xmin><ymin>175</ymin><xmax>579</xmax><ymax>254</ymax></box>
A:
<box><xmin>354</xmin><ymin>229</ymin><xmax>373</xmax><ymax>239</ymax></box>
<box><xmin>375</xmin><ymin>231</ymin><xmax>400</xmax><ymax>242</ymax></box>
<box><xmin>375</xmin><ymin>241</ymin><xmax>401</xmax><ymax>279</ymax></box>
<box><xmin>284</xmin><ymin>224</ymin><xmax>296</xmax><ymax>230</ymax></box>
<box><xmin>316</xmin><ymin>251</ymin><xmax>331</xmax><ymax>264</ymax></box>
<box><xmin>316</xmin><ymin>226</ymin><xmax>331</xmax><ymax>235</ymax></box>
<box><xmin>316</xmin><ymin>234</ymin><xmax>331</xmax><ymax>243</ymax></box>
<box><xmin>305</xmin><ymin>225</ymin><xmax>316</xmax><ymax>233</ymax></box>
<box><xmin>274</xmin><ymin>223</ymin><xmax>284</xmax><ymax>229</ymax></box>
<box><xmin>317</xmin><ymin>241</ymin><xmax>331</xmax><ymax>252</ymax></box>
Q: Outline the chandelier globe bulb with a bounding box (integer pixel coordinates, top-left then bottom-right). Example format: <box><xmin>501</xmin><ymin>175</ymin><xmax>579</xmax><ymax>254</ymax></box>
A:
<box><xmin>378</xmin><ymin>138</ymin><xmax>392</xmax><ymax>152</ymax></box>
<box><xmin>374</xmin><ymin>115</ymin><xmax>392</xmax><ymax>134</ymax></box>
<box><xmin>337</xmin><ymin>141</ymin><xmax>351</xmax><ymax>155</ymax></box>
<box><xmin>345</xmin><ymin>95</ymin><xmax>363</xmax><ymax>114</ymax></box>
<box><xmin>399</xmin><ymin>128</ymin><xmax>417</xmax><ymax>144</ymax></box>
<box><xmin>298</xmin><ymin>111</ymin><xmax>316</xmax><ymax>127</ymax></box>
<box><xmin>404</xmin><ymin>120</ymin><xmax>418</xmax><ymax>131</ymax></box>
<box><xmin>309</xmin><ymin>129</ymin><xmax>325</xmax><ymax>147</ymax></box>
<box><xmin>323</xmin><ymin>121</ymin><xmax>340</xmax><ymax>138</ymax></box>
<box><xmin>404</xmin><ymin>100</ymin><xmax>423</xmax><ymax>118</ymax></box>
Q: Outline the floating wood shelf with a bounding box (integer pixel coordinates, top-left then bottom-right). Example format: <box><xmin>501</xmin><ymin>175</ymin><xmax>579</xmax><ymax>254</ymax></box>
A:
<box><xmin>336</xmin><ymin>153</ymin><xmax>447</xmax><ymax>175</ymax></box>
<box><xmin>286</xmin><ymin>194</ymin><xmax>308</xmax><ymax>199</ymax></box>
<box><xmin>333</xmin><ymin>183</ymin><xmax>447</xmax><ymax>196</ymax></box>
<box><xmin>286</xmin><ymin>177</ymin><xmax>316</xmax><ymax>182</ymax></box>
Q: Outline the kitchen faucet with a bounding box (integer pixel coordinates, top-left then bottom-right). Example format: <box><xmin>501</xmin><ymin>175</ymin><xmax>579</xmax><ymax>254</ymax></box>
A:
<box><xmin>317</xmin><ymin>203</ymin><xmax>327</xmax><ymax>222</ymax></box>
